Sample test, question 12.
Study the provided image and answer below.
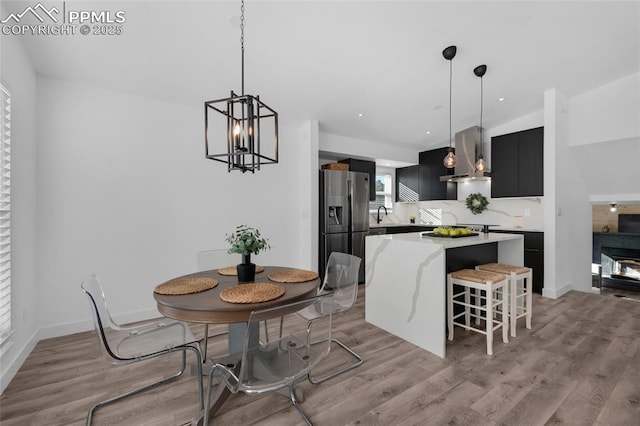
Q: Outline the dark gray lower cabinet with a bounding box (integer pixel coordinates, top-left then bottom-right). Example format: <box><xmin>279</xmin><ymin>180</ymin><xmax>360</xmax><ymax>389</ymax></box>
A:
<box><xmin>370</xmin><ymin>225</ymin><xmax>435</xmax><ymax>235</ymax></box>
<box><xmin>494</xmin><ymin>230</ymin><xmax>544</xmax><ymax>294</ymax></box>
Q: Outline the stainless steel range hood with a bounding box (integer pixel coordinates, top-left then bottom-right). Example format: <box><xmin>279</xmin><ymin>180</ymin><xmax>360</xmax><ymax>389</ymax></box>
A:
<box><xmin>440</xmin><ymin>126</ymin><xmax>491</xmax><ymax>182</ymax></box>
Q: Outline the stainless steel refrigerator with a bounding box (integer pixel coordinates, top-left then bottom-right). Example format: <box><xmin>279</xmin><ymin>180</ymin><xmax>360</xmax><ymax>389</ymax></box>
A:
<box><xmin>319</xmin><ymin>170</ymin><xmax>370</xmax><ymax>283</ymax></box>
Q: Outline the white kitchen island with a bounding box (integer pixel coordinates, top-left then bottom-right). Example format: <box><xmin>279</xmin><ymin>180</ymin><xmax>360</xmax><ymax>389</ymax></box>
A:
<box><xmin>365</xmin><ymin>231</ymin><xmax>524</xmax><ymax>358</ymax></box>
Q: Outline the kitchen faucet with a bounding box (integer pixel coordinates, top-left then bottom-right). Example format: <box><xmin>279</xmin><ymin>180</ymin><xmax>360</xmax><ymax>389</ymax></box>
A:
<box><xmin>376</xmin><ymin>206</ymin><xmax>388</xmax><ymax>224</ymax></box>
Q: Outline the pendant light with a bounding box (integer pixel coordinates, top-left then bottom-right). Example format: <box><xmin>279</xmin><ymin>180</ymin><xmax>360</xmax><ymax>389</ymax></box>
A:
<box><xmin>204</xmin><ymin>0</ymin><xmax>279</xmax><ymax>173</ymax></box>
<box><xmin>442</xmin><ymin>46</ymin><xmax>457</xmax><ymax>168</ymax></box>
<box><xmin>474</xmin><ymin>64</ymin><xmax>487</xmax><ymax>173</ymax></box>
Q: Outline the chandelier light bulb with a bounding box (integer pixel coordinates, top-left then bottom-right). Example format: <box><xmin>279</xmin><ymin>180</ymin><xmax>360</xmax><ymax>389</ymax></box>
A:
<box><xmin>475</xmin><ymin>155</ymin><xmax>486</xmax><ymax>172</ymax></box>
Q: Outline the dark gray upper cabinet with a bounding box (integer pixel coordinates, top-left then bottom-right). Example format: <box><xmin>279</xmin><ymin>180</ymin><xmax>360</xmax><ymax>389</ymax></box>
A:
<box><xmin>395</xmin><ymin>165</ymin><xmax>420</xmax><ymax>202</ymax></box>
<box><xmin>491</xmin><ymin>127</ymin><xmax>544</xmax><ymax>198</ymax></box>
<box><xmin>418</xmin><ymin>147</ymin><xmax>456</xmax><ymax>201</ymax></box>
<box><xmin>338</xmin><ymin>158</ymin><xmax>376</xmax><ymax>201</ymax></box>
<box><xmin>396</xmin><ymin>148</ymin><xmax>456</xmax><ymax>202</ymax></box>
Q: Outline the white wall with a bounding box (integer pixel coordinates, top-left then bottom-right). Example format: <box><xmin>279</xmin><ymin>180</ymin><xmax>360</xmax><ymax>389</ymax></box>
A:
<box><xmin>568</xmin><ymin>72</ymin><xmax>640</xmax><ymax>202</ymax></box>
<box><xmin>568</xmin><ymin>72</ymin><xmax>640</xmax><ymax>147</ymax></box>
<box><xmin>319</xmin><ymin>131</ymin><xmax>418</xmax><ymax>164</ymax></box>
<box><xmin>297</xmin><ymin>120</ymin><xmax>319</xmax><ymax>270</ymax></box>
<box><xmin>0</xmin><ymin>35</ymin><xmax>39</xmax><ymax>392</ymax></box>
<box><xmin>34</xmin><ymin>76</ymin><xmax>313</xmax><ymax>340</ymax></box>
<box><xmin>543</xmin><ymin>89</ymin><xmax>592</xmax><ymax>298</ymax></box>
<box><xmin>486</xmin><ymin>110</ymin><xmax>544</xmax><ymax>139</ymax></box>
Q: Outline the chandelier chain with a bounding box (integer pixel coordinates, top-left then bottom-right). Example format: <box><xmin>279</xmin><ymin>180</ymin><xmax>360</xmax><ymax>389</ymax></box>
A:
<box><xmin>240</xmin><ymin>0</ymin><xmax>245</xmax><ymax>95</ymax></box>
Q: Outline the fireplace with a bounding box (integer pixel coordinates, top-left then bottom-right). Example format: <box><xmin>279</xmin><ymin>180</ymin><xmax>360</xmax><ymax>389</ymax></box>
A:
<box><xmin>601</xmin><ymin>246</ymin><xmax>640</xmax><ymax>292</ymax></box>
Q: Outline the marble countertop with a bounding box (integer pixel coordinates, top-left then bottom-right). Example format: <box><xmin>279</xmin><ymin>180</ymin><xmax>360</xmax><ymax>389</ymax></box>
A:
<box><xmin>369</xmin><ymin>223</ymin><xmax>435</xmax><ymax>228</ymax></box>
<box><xmin>370</xmin><ymin>223</ymin><xmax>543</xmax><ymax>232</ymax></box>
<box><xmin>490</xmin><ymin>226</ymin><xmax>544</xmax><ymax>232</ymax></box>
<box><xmin>366</xmin><ymin>231</ymin><xmax>524</xmax><ymax>249</ymax></box>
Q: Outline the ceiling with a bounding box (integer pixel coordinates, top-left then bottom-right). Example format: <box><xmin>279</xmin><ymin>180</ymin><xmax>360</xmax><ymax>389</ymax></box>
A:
<box><xmin>3</xmin><ymin>0</ymin><xmax>639</xmax><ymax>152</ymax></box>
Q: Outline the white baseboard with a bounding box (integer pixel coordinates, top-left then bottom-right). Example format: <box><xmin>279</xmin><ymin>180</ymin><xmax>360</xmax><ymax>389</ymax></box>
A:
<box><xmin>1</xmin><ymin>308</ymin><xmax>161</xmax><ymax>394</ymax></box>
<box><xmin>38</xmin><ymin>308</ymin><xmax>161</xmax><ymax>340</ymax></box>
<box><xmin>542</xmin><ymin>283</ymin><xmax>572</xmax><ymax>299</ymax></box>
<box><xmin>0</xmin><ymin>329</ymin><xmax>38</xmax><ymax>394</ymax></box>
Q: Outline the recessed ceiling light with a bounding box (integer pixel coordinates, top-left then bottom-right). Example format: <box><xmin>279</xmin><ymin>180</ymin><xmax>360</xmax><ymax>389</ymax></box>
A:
<box><xmin>426</xmin><ymin>131</ymin><xmax>431</xmax><ymax>135</ymax></box>
<box><xmin>384</xmin><ymin>163</ymin><xmax>392</xmax><ymax>167</ymax></box>
<box><xmin>498</xmin><ymin>97</ymin><xmax>505</xmax><ymax>102</ymax></box>
<box><xmin>357</xmin><ymin>113</ymin><xmax>364</xmax><ymax>117</ymax></box>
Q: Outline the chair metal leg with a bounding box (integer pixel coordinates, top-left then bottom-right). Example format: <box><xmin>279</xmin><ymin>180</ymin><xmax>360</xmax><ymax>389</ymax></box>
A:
<box><xmin>307</xmin><ymin>338</ymin><xmax>363</xmax><ymax>384</ymax></box>
<box><xmin>86</xmin><ymin>345</ymin><xmax>203</xmax><ymax>426</ymax></box>
<box><xmin>203</xmin><ymin>324</ymin><xmax>209</xmax><ymax>361</ymax></box>
<box><xmin>201</xmin><ymin>324</ymin><xmax>229</xmax><ymax>363</ymax></box>
<box><xmin>289</xmin><ymin>384</ymin><xmax>313</xmax><ymax>426</ymax></box>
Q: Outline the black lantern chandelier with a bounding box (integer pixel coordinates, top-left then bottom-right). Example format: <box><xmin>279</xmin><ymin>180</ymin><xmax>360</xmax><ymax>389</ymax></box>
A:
<box><xmin>204</xmin><ymin>0</ymin><xmax>279</xmax><ymax>173</ymax></box>
<box><xmin>442</xmin><ymin>45</ymin><xmax>457</xmax><ymax>169</ymax></box>
<box><xmin>474</xmin><ymin>64</ymin><xmax>487</xmax><ymax>173</ymax></box>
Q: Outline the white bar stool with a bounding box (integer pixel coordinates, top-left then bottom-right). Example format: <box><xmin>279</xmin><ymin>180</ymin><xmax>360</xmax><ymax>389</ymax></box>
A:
<box><xmin>477</xmin><ymin>263</ymin><xmax>532</xmax><ymax>337</ymax></box>
<box><xmin>447</xmin><ymin>269</ymin><xmax>509</xmax><ymax>355</ymax></box>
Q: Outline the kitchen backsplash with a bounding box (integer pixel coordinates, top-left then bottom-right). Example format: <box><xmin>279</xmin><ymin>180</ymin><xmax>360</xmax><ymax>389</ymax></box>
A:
<box><xmin>393</xmin><ymin>197</ymin><xmax>544</xmax><ymax>231</ymax></box>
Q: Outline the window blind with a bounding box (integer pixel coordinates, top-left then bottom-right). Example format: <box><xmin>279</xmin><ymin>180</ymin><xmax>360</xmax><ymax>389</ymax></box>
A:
<box><xmin>0</xmin><ymin>83</ymin><xmax>11</xmax><ymax>345</ymax></box>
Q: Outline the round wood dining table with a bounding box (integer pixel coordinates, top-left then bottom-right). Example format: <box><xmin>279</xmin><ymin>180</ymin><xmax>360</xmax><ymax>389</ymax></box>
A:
<box><xmin>154</xmin><ymin>266</ymin><xmax>321</xmax><ymax>425</ymax></box>
<box><xmin>154</xmin><ymin>266</ymin><xmax>320</xmax><ymax>325</ymax></box>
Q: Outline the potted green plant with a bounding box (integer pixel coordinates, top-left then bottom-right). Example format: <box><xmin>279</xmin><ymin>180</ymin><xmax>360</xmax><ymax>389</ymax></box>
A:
<box><xmin>226</xmin><ymin>225</ymin><xmax>270</xmax><ymax>282</ymax></box>
<box><xmin>409</xmin><ymin>215</ymin><xmax>416</xmax><ymax>224</ymax></box>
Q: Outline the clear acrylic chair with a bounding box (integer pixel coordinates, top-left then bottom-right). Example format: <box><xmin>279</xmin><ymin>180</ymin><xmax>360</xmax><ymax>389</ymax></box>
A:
<box><xmin>197</xmin><ymin>249</ymin><xmax>236</xmax><ymax>360</ymax></box>
<box><xmin>81</xmin><ymin>275</ymin><xmax>203</xmax><ymax>425</ymax></box>
<box><xmin>298</xmin><ymin>252</ymin><xmax>363</xmax><ymax>384</ymax></box>
<box><xmin>203</xmin><ymin>293</ymin><xmax>333</xmax><ymax>426</ymax></box>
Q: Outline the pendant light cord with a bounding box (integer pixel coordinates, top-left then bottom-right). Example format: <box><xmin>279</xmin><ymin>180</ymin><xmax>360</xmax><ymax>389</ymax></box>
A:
<box><xmin>240</xmin><ymin>0</ymin><xmax>245</xmax><ymax>96</ymax></box>
<box><xmin>449</xmin><ymin>58</ymin><xmax>452</xmax><ymax>151</ymax></box>
<box><xmin>479</xmin><ymin>75</ymin><xmax>483</xmax><ymax>157</ymax></box>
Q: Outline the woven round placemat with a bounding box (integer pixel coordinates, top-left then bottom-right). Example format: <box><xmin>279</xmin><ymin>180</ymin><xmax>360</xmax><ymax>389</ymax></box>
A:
<box><xmin>217</xmin><ymin>265</ymin><xmax>265</xmax><ymax>276</ymax></box>
<box><xmin>267</xmin><ymin>269</ymin><xmax>319</xmax><ymax>283</ymax></box>
<box><xmin>154</xmin><ymin>277</ymin><xmax>218</xmax><ymax>295</ymax></box>
<box><xmin>219</xmin><ymin>283</ymin><xmax>285</xmax><ymax>304</ymax></box>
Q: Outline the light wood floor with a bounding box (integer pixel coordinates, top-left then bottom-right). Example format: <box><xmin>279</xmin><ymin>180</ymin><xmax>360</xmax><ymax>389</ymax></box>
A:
<box><xmin>2</xmin><ymin>287</ymin><xmax>640</xmax><ymax>425</ymax></box>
